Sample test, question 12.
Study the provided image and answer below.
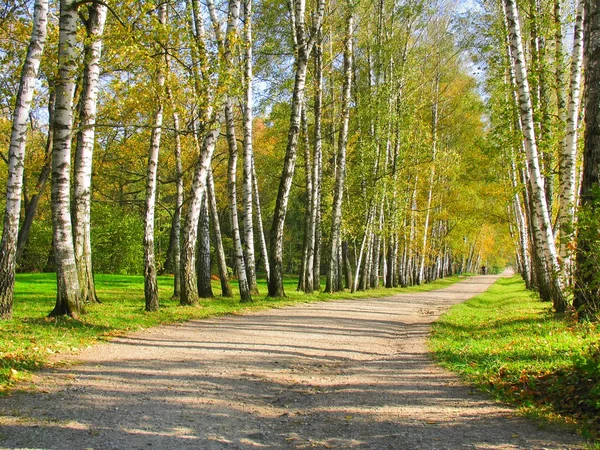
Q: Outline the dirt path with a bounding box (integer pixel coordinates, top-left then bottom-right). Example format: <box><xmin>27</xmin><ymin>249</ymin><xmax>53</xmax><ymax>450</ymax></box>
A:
<box><xmin>0</xmin><ymin>273</ymin><xmax>584</xmax><ymax>449</ymax></box>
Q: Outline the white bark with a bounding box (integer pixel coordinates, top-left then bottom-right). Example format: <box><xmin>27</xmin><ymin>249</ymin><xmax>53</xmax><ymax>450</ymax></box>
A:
<box><xmin>73</xmin><ymin>2</ymin><xmax>107</xmax><ymax>305</ymax></box>
<box><xmin>251</xmin><ymin>153</ymin><xmax>270</xmax><ymax>282</ymax></box>
<box><xmin>510</xmin><ymin>154</ymin><xmax>532</xmax><ymax>288</ymax></box>
<box><xmin>242</xmin><ymin>0</ymin><xmax>258</xmax><ymax>294</ymax></box>
<box><xmin>220</xmin><ymin>0</ymin><xmax>252</xmax><ymax>303</ymax></box>
<box><xmin>143</xmin><ymin>2</ymin><xmax>167</xmax><ymax>312</ymax></box>
<box><xmin>306</xmin><ymin>30</ymin><xmax>323</xmax><ymax>293</ymax></box>
<box><xmin>167</xmin><ymin>85</ymin><xmax>184</xmax><ymax>299</ymax></box>
<box><xmin>298</xmin><ymin>105</ymin><xmax>313</xmax><ymax>292</ymax></box>
<box><xmin>207</xmin><ymin>168</ymin><xmax>233</xmax><ymax>297</ymax></box>
<box><xmin>557</xmin><ymin>0</ymin><xmax>584</xmax><ymax>262</ymax></box>
<box><xmin>0</xmin><ymin>0</ymin><xmax>48</xmax><ymax>319</ymax></box>
<box><xmin>225</xmin><ymin>96</ymin><xmax>252</xmax><ymax>303</ymax></box>
<box><xmin>268</xmin><ymin>0</ymin><xmax>325</xmax><ymax>297</ymax></box>
<box><xmin>180</xmin><ymin>0</ymin><xmax>217</xmax><ymax>306</ymax></box>
<box><xmin>418</xmin><ymin>76</ymin><xmax>439</xmax><ymax>285</ymax></box>
<box><xmin>180</xmin><ymin>123</ymin><xmax>219</xmax><ymax>306</ymax></box>
<box><xmin>50</xmin><ymin>0</ymin><xmax>82</xmax><ymax>317</ymax></box>
<box><xmin>503</xmin><ymin>0</ymin><xmax>566</xmax><ymax>310</ymax></box>
<box><xmin>325</xmin><ymin>11</ymin><xmax>353</xmax><ymax>293</ymax></box>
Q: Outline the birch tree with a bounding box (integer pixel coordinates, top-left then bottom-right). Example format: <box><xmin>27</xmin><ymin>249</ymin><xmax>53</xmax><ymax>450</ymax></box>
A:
<box><xmin>219</xmin><ymin>0</ymin><xmax>253</xmax><ymax>303</ymax></box>
<box><xmin>49</xmin><ymin>0</ymin><xmax>83</xmax><ymax>317</ymax></box>
<box><xmin>557</xmin><ymin>0</ymin><xmax>584</xmax><ymax>266</ymax></box>
<box><xmin>502</xmin><ymin>0</ymin><xmax>566</xmax><ymax>311</ymax></box>
<box><xmin>16</xmin><ymin>87</ymin><xmax>54</xmax><ymax>264</ymax></box>
<box><xmin>196</xmin><ymin>195</ymin><xmax>214</xmax><ymax>298</ymax></box>
<box><xmin>208</xmin><ymin>168</ymin><xmax>233</xmax><ymax>297</ymax></box>
<box><xmin>251</xmin><ymin>153</ymin><xmax>270</xmax><ymax>282</ymax></box>
<box><xmin>143</xmin><ymin>2</ymin><xmax>167</xmax><ymax>312</ymax></box>
<box><xmin>242</xmin><ymin>0</ymin><xmax>259</xmax><ymax>295</ymax></box>
<box><xmin>574</xmin><ymin>0</ymin><xmax>599</xmax><ymax>319</ymax></box>
<box><xmin>179</xmin><ymin>0</ymin><xmax>218</xmax><ymax>307</ymax></box>
<box><xmin>0</xmin><ymin>0</ymin><xmax>48</xmax><ymax>319</ymax></box>
<box><xmin>73</xmin><ymin>1</ymin><xmax>107</xmax><ymax>305</ymax></box>
<box><xmin>166</xmin><ymin>85</ymin><xmax>184</xmax><ymax>299</ymax></box>
<box><xmin>268</xmin><ymin>0</ymin><xmax>325</xmax><ymax>297</ymax></box>
<box><xmin>325</xmin><ymin>9</ymin><xmax>353</xmax><ymax>293</ymax></box>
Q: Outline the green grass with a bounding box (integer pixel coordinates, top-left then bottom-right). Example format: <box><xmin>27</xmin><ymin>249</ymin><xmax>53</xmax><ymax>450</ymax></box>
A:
<box><xmin>430</xmin><ymin>275</ymin><xmax>600</xmax><ymax>441</ymax></box>
<box><xmin>0</xmin><ymin>271</ymin><xmax>468</xmax><ymax>392</ymax></box>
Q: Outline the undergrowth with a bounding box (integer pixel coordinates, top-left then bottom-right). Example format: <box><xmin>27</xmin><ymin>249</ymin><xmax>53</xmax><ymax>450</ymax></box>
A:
<box><xmin>430</xmin><ymin>275</ymin><xmax>600</xmax><ymax>441</ymax></box>
<box><xmin>0</xmin><ymin>272</ymin><xmax>467</xmax><ymax>392</ymax></box>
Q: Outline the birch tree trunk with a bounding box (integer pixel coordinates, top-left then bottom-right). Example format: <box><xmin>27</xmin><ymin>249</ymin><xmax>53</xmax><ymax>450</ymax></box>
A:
<box><xmin>73</xmin><ymin>2</ymin><xmax>106</xmax><ymax>305</ymax></box>
<box><xmin>503</xmin><ymin>0</ymin><xmax>566</xmax><ymax>311</ymax></box>
<box><xmin>220</xmin><ymin>0</ymin><xmax>252</xmax><ymax>303</ymax></box>
<box><xmin>0</xmin><ymin>0</ymin><xmax>48</xmax><ymax>320</ymax></box>
<box><xmin>268</xmin><ymin>0</ymin><xmax>324</xmax><ymax>297</ymax></box>
<box><xmin>49</xmin><ymin>0</ymin><xmax>82</xmax><ymax>317</ymax></box>
<box><xmin>242</xmin><ymin>0</ymin><xmax>258</xmax><ymax>294</ymax></box>
<box><xmin>196</xmin><ymin>195</ymin><xmax>214</xmax><ymax>298</ymax></box>
<box><xmin>225</xmin><ymin>95</ymin><xmax>252</xmax><ymax>303</ymax></box>
<box><xmin>511</xmin><ymin>153</ymin><xmax>533</xmax><ymax>289</ymax></box>
<box><xmin>251</xmin><ymin>154</ymin><xmax>270</xmax><ymax>283</ymax></box>
<box><xmin>574</xmin><ymin>0</ymin><xmax>600</xmax><ymax>318</ymax></box>
<box><xmin>325</xmin><ymin>12</ymin><xmax>352</xmax><ymax>293</ymax></box>
<box><xmin>16</xmin><ymin>84</ymin><xmax>53</xmax><ymax>264</ymax></box>
<box><xmin>208</xmin><ymin>168</ymin><xmax>233</xmax><ymax>297</ymax></box>
<box><xmin>180</xmin><ymin>125</ymin><xmax>219</xmax><ymax>306</ymax></box>
<box><xmin>298</xmin><ymin>105</ymin><xmax>312</xmax><ymax>292</ymax></box>
<box><xmin>143</xmin><ymin>3</ymin><xmax>167</xmax><ymax>312</ymax></box>
<box><xmin>418</xmin><ymin>76</ymin><xmax>439</xmax><ymax>285</ymax></box>
<box><xmin>306</xmin><ymin>29</ymin><xmax>323</xmax><ymax>293</ymax></box>
<box><xmin>557</xmin><ymin>0</ymin><xmax>584</xmax><ymax>264</ymax></box>
<box><xmin>166</xmin><ymin>86</ymin><xmax>184</xmax><ymax>299</ymax></box>
<box><xmin>180</xmin><ymin>0</ymin><xmax>217</xmax><ymax>306</ymax></box>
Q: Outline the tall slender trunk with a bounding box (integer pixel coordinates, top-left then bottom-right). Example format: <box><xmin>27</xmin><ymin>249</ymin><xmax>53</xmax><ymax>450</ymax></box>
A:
<box><xmin>418</xmin><ymin>76</ymin><xmax>439</xmax><ymax>285</ymax></box>
<box><xmin>268</xmin><ymin>0</ymin><xmax>324</xmax><ymax>297</ymax></box>
<box><xmin>166</xmin><ymin>86</ymin><xmax>184</xmax><ymax>298</ymax></box>
<box><xmin>325</xmin><ymin>10</ymin><xmax>353</xmax><ymax>293</ymax></box>
<box><xmin>268</xmin><ymin>44</ymin><xmax>308</xmax><ymax>297</ymax></box>
<box><xmin>143</xmin><ymin>3</ymin><xmax>167</xmax><ymax>312</ymax></box>
<box><xmin>196</xmin><ymin>194</ymin><xmax>213</xmax><ymax>298</ymax></box>
<box><xmin>557</xmin><ymin>0</ymin><xmax>584</xmax><ymax>264</ymax></box>
<box><xmin>503</xmin><ymin>0</ymin><xmax>566</xmax><ymax>311</ymax></box>
<box><xmin>574</xmin><ymin>0</ymin><xmax>600</xmax><ymax>318</ymax></box>
<box><xmin>49</xmin><ymin>0</ymin><xmax>82</xmax><ymax>317</ymax></box>
<box><xmin>180</xmin><ymin>124</ymin><xmax>219</xmax><ymax>306</ymax></box>
<box><xmin>370</xmin><ymin>205</ymin><xmax>384</xmax><ymax>288</ymax></box>
<box><xmin>251</xmin><ymin>153</ymin><xmax>269</xmax><ymax>282</ymax></box>
<box><xmin>242</xmin><ymin>0</ymin><xmax>258</xmax><ymax>294</ymax></box>
<box><xmin>217</xmin><ymin>0</ymin><xmax>251</xmax><ymax>303</ymax></box>
<box><xmin>180</xmin><ymin>0</ymin><xmax>216</xmax><ymax>306</ymax></box>
<box><xmin>225</xmin><ymin>96</ymin><xmax>252</xmax><ymax>303</ymax></box>
<box><xmin>298</xmin><ymin>105</ymin><xmax>312</xmax><ymax>292</ymax></box>
<box><xmin>208</xmin><ymin>169</ymin><xmax>233</xmax><ymax>297</ymax></box>
<box><xmin>511</xmin><ymin>154</ymin><xmax>532</xmax><ymax>289</ymax></box>
<box><xmin>73</xmin><ymin>2</ymin><xmax>106</xmax><ymax>305</ymax></box>
<box><xmin>16</xmin><ymin>88</ymin><xmax>54</xmax><ymax>263</ymax></box>
<box><xmin>306</xmin><ymin>29</ymin><xmax>323</xmax><ymax>293</ymax></box>
<box><xmin>351</xmin><ymin>215</ymin><xmax>370</xmax><ymax>293</ymax></box>
<box><xmin>0</xmin><ymin>0</ymin><xmax>48</xmax><ymax>319</ymax></box>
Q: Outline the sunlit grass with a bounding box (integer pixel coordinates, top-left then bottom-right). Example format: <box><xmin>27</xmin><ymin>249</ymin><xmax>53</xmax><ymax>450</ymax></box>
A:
<box><xmin>430</xmin><ymin>275</ymin><xmax>600</xmax><ymax>442</ymax></box>
<box><xmin>0</xmin><ymin>271</ymin><xmax>469</xmax><ymax>391</ymax></box>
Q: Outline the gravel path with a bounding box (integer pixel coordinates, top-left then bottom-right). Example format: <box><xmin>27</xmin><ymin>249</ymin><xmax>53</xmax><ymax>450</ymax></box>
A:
<box><xmin>0</xmin><ymin>273</ymin><xmax>584</xmax><ymax>449</ymax></box>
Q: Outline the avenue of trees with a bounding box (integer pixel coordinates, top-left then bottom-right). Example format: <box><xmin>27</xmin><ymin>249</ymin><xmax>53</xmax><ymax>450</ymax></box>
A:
<box><xmin>0</xmin><ymin>0</ymin><xmax>597</xmax><ymax>320</ymax></box>
<box><xmin>477</xmin><ymin>0</ymin><xmax>599</xmax><ymax>317</ymax></box>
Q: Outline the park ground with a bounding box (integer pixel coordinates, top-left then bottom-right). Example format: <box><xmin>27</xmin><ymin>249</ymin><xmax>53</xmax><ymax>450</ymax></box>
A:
<box><xmin>0</xmin><ymin>272</ymin><xmax>592</xmax><ymax>449</ymax></box>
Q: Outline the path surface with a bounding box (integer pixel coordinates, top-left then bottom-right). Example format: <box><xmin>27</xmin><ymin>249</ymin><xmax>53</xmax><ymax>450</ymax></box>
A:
<box><xmin>0</xmin><ymin>274</ymin><xmax>584</xmax><ymax>449</ymax></box>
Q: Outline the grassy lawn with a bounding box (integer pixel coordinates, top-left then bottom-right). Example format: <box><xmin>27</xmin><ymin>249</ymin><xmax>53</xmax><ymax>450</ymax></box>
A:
<box><xmin>430</xmin><ymin>275</ymin><xmax>600</xmax><ymax>441</ymax></box>
<box><xmin>1</xmin><ymin>271</ymin><xmax>468</xmax><ymax>392</ymax></box>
